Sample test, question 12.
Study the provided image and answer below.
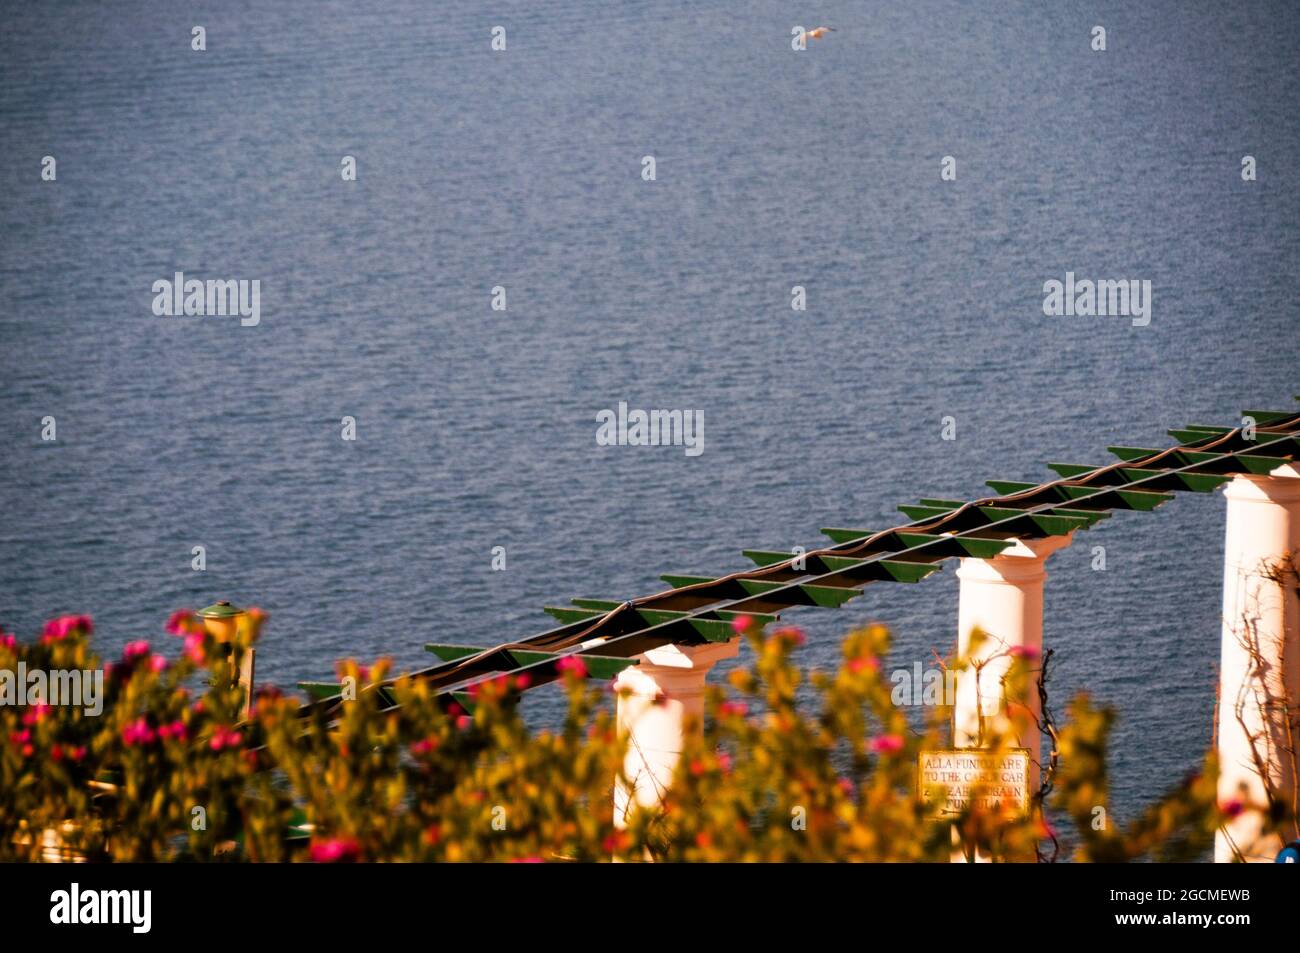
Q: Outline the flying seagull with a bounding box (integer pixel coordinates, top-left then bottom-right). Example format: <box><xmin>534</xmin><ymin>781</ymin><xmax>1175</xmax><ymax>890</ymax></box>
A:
<box><xmin>806</xmin><ymin>27</ymin><xmax>836</xmax><ymax>40</ymax></box>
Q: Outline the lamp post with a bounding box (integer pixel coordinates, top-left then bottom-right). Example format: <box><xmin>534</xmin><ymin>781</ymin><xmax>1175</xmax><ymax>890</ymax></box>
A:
<box><xmin>196</xmin><ymin>600</ymin><xmax>255</xmax><ymax>719</ymax></box>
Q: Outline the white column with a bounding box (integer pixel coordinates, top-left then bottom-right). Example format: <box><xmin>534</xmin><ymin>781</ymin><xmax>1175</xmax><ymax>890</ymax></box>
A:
<box><xmin>1215</xmin><ymin>468</ymin><xmax>1300</xmax><ymax>863</ymax></box>
<box><xmin>953</xmin><ymin>534</ymin><xmax>1073</xmax><ymax>796</ymax></box>
<box><xmin>613</xmin><ymin>639</ymin><xmax>739</xmax><ymax>829</ymax></box>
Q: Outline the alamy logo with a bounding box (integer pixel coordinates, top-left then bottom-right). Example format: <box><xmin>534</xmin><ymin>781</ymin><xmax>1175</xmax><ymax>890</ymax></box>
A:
<box><xmin>1042</xmin><ymin>272</ymin><xmax>1151</xmax><ymax>327</ymax></box>
<box><xmin>152</xmin><ymin>272</ymin><xmax>260</xmax><ymax>326</ymax></box>
<box><xmin>595</xmin><ymin>401</ymin><xmax>704</xmax><ymax>457</ymax></box>
<box><xmin>50</xmin><ymin>883</ymin><xmax>151</xmax><ymax>933</ymax></box>
<box><xmin>0</xmin><ymin>663</ymin><xmax>103</xmax><ymax>716</ymax></box>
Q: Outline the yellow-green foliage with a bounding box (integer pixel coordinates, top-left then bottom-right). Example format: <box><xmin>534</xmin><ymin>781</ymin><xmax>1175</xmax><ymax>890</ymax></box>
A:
<box><xmin>0</xmin><ymin>613</ymin><xmax>1267</xmax><ymax>862</ymax></box>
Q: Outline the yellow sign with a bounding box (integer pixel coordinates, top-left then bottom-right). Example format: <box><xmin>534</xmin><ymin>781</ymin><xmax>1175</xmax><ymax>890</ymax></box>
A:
<box><xmin>918</xmin><ymin>749</ymin><xmax>1030</xmax><ymax>817</ymax></box>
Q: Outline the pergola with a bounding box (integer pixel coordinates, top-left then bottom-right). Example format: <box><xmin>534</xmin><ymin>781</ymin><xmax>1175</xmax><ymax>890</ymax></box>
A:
<box><xmin>300</xmin><ymin>400</ymin><xmax>1300</xmax><ymax>861</ymax></box>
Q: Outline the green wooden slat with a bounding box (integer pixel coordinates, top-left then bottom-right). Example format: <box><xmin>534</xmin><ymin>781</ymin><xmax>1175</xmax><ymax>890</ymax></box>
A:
<box><xmin>714</xmin><ymin>609</ymin><xmax>780</xmax><ymax>624</ymax></box>
<box><xmin>1032</xmin><ymin>510</ymin><xmax>1098</xmax><ymax>533</ymax></box>
<box><xmin>1237</xmin><ymin>454</ymin><xmax>1288</xmax><ymax>475</ymax></box>
<box><xmin>734</xmin><ymin>577</ymin><xmax>860</xmax><ymax>608</ymax></box>
<box><xmin>1045</xmin><ymin>507</ymin><xmax>1109</xmax><ymax>528</ymax></box>
<box><xmin>979</xmin><ymin>506</ymin><xmax>1095</xmax><ymax>535</ymax></box>
<box><xmin>571</xmin><ymin>598</ymin><xmax>623</xmax><ymax>610</ymax></box>
<box><xmin>507</xmin><ymin>650</ymin><xmax>638</xmax><ymax>680</ymax></box>
<box><xmin>1243</xmin><ymin>409</ymin><xmax>1295</xmax><ymax>424</ymax></box>
<box><xmin>820</xmin><ymin>527</ymin><xmax>875</xmax><ymax>543</ymax></box>
<box><xmin>897</xmin><ymin>531</ymin><xmax>1014</xmax><ymax>559</ymax></box>
<box><xmin>1174</xmin><ymin>449</ymin><xmax>1225</xmax><ymax>464</ymax></box>
<box><xmin>799</xmin><ymin>584</ymin><xmax>860</xmax><ymax>608</ymax></box>
<box><xmin>1118</xmin><ymin>465</ymin><xmax>1227</xmax><ymax>491</ymax></box>
<box><xmin>1046</xmin><ymin>462</ymin><xmax>1099</xmax><ymax>478</ymax></box>
<box><xmin>955</xmin><ymin>536</ymin><xmax>1017</xmax><ymax>558</ymax></box>
<box><xmin>818</xmin><ymin>554</ymin><xmax>872</xmax><ymax>570</ymax></box>
<box><xmin>1170</xmin><ymin>471</ymin><xmax>1230</xmax><ymax>492</ymax></box>
<box><xmin>571</xmin><ymin>654</ymin><xmax>638</xmax><ymax>679</ymax></box>
<box><xmin>543</xmin><ymin>606</ymin><xmax>606</xmax><ymax>624</ymax></box>
<box><xmin>450</xmin><ymin>692</ymin><xmax>476</xmax><ymax>712</ymax></box>
<box><xmin>898</xmin><ymin>504</ymin><xmax>955</xmax><ymax>520</ymax></box>
<box><xmin>736</xmin><ymin>578</ymin><xmax>787</xmax><ymax>596</ymax></box>
<box><xmin>1107</xmin><ymin>446</ymin><xmax>1162</xmax><ymax>462</ymax></box>
<box><xmin>424</xmin><ymin>644</ymin><xmax>485</xmax><ymax>662</ymax></box>
<box><xmin>986</xmin><ymin>480</ymin><xmax>1038</xmax><ymax>494</ymax></box>
<box><xmin>742</xmin><ymin>550</ymin><xmax>794</xmax><ymax>567</ymax></box>
<box><xmin>918</xmin><ymin>498</ymin><xmax>967</xmax><ymax>508</ymax></box>
<box><xmin>1058</xmin><ymin>484</ymin><xmax>1173</xmax><ymax>511</ymax></box>
<box><xmin>298</xmin><ymin>681</ymin><xmax>344</xmax><ymax>700</ymax></box>
<box><xmin>576</xmin><ymin>655</ymin><xmax>639</xmax><ymax>679</ymax></box>
<box><xmin>298</xmin><ymin>682</ymin><xmax>395</xmax><ymax>706</ymax></box>
<box><xmin>688</xmin><ymin>618</ymin><xmax>742</xmax><ymax>642</ymax></box>
<box><xmin>1169</xmin><ymin>426</ymin><xmax>1231</xmax><ymax>444</ymax></box>
<box><xmin>1112</xmin><ymin>488</ymin><xmax>1174</xmax><ymax>510</ymax></box>
<box><xmin>660</xmin><ymin>574</ymin><xmax>716</xmax><ymax>588</ymax></box>
<box><xmin>502</xmin><ymin>650</ymin><xmax>555</xmax><ymax>667</ymax></box>
<box><xmin>878</xmin><ymin>560</ymin><xmax>942</xmax><ymax>583</ymax></box>
<box><xmin>976</xmin><ymin>506</ymin><xmax>1025</xmax><ymax>521</ymax></box>
<box><xmin>637</xmin><ymin>608</ymin><xmax>689</xmax><ymax>626</ymax></box>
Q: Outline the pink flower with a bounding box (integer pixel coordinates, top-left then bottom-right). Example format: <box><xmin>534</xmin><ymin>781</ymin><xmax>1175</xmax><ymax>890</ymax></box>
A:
<box><xmin>22</xmin><ymin>704</ymin><xmax>50</xmax><ymax>725</ymax></box>
<box><xmin>775</xmin><ymin>626</ymin><xmax>806</xmax><ymax>647</ymax></box>
<box><xmin>848</xmin><ymin>656</ymin><xmax>879</xmax><ymax>674</ymax></box>
<box><xmin>717</xmin><ymin>751</ymin><xmax>733</xmax><ymax>773</ymax></box>
<box><xmin>121</xmin><ymin>718</ymin><xmax>156</xmax><ymax>746</ymax></box>
<box><xmin>514</xmin><ymin>673</ymin><xmax>532</xmax><ymax>691</ymax></box>
<box><xmin>869</xmin><ymin>734</ymin><xmax>904</xmax><ymax>755</ymax></box>
<box><xmin>310</xmin><ymin>838</ymin><xmax>361</xmax><ymax>863</ymax></box>
<box><xmin>165</xmin><ymin>609</ymin><xmax>195</xmax><ymax>636</ymax></box>
<box><xmin>158</xmin><ymin>720</ymin><xmax>188</xmax><ymax>742</ymax></box>
<box><xmin>150</xmin><ymin>655</ymin><xmax>168</xmax><ymax>673</ymax></box>
<box><xmin>0</xmin><ymin>631</ymin><xmax>16</xmax><ymax>651</ymax></box>
<box><xmin>1221</xmin><ymin>799</ymin><xmax>1244</xmax><ymax>819</ymax></box>
<box><xmin>70</xmin><ymin>745</ymin><xmax>87</xmax><ymax>762</ymax></box>
<box><xmin>10</xmin><ymin>729</ymin><xmax>32</xmax><ymax>745</ymax></box>
<box><xmin>209</xmin><ymin>726</ymin><xmax>243</xmax><ymax>751</ymax></box>
<box><xmin>556</xmin><ymin>655</ymin><xmax>587</xmax><ymax>679</ymax></box>
<box><xmin>602</xmin><ymin>832</ymin><xmax>629</xmax><ymax>853</ymax></box>
<box><xmin>455</xmin><ymin>715</ymin><xmax>472</xmax><ymax>731</ymax></box>
<box><xmin>718</xmin><ymin>701</ymin><xmax>748</xmax><ymax>718</ymax></box>
<box><xmin>42</xmin><ymin>615</ymin><xmax>92</xmax><ymax>643</ymax></box>
<box><xmin>410</xmin><ymin>738</ymin><xmax>437</xmax><ymax>756</ymax></box>
<box><xmin>731</xmin><ymin>615</ymin><xmax>752</xmax><ymax>634</ymax></box>
<box><xmin>123</xmin><ymin>640</ymin><xmax>151</xmax><ymax>661</ymax></box>
<box><xmin>183</xmin><ymin>632</ymin><xmax>205</xmax><ymax>664</ymax></box>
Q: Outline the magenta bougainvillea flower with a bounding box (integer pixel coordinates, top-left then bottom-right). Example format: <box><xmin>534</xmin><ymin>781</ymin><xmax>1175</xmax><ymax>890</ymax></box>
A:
<box><xmin>869</xmin><ymin>734</ymin><xmax>904</xmax><ymax>754</ymax></box>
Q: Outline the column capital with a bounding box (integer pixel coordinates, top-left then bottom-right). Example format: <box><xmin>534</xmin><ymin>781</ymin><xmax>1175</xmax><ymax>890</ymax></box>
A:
<box><xmin>954</xmin><ymin>532</ymin><xmax>1074</xmax><ymax>585</ymax></box>
<box><xmin>1223</xmin><ymin>470</ymin><xmax>1300</xmax><ymax>505</ymax></box>
<box><xmin>613</xmin><ymin>639</ymin><xmax>740</xmax><ymax>697</ymax></box>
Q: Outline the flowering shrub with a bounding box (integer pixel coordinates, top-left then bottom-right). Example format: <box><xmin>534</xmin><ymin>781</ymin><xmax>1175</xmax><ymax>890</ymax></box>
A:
<box><xmin>0</xmin><ymin>612</ymin><xmax>1271</xmax><ymax>861</ymax></box>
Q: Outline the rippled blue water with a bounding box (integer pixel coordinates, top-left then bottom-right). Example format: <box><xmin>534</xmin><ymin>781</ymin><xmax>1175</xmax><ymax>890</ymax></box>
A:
<box><xmin>1</xmin><ymin>1</ymin><xmax>1297</xmax><ymax>829</ymax></box>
